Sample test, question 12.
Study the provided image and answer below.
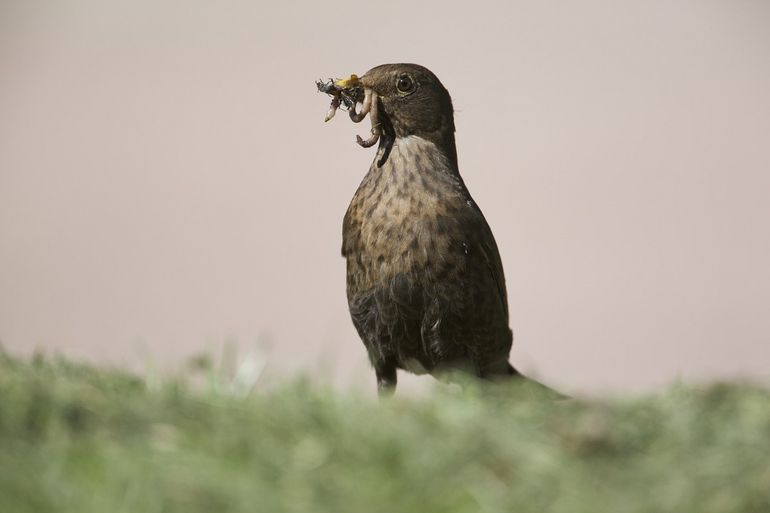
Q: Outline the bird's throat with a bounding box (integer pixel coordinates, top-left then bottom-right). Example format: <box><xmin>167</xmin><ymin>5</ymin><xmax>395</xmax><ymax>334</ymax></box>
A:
<box><xmin>375</xmin><ymin>134</ymin><xmax>458</xmax><ymax>175</ymax></box>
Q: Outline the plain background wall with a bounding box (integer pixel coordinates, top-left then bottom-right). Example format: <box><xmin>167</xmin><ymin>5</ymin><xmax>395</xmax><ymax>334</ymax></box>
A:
<box><xmin>1</xmin><ymin>0</ymin><xmax>769</xmax><ymax>395</ymax></box>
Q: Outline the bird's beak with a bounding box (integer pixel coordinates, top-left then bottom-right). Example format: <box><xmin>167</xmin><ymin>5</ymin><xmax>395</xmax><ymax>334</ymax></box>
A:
<box><xmin>333</xmin><ymin>74</ymin><xmax>361</xmax><ymax>90</ymax></box>
<box><xmin>334</xmin><ymin>73</ymin><xmax>378</xmax><ymax>94</ymax></box>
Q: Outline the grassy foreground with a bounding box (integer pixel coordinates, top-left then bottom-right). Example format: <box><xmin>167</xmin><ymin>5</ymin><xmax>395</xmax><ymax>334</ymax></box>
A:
<box><xmin>1</xmin><ymin>352</ymin><xmax>769</xmax><ymax>513</ymax></box>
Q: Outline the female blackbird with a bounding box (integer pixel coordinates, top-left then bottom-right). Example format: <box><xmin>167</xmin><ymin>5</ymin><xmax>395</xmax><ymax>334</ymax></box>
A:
<box><xmin>341</xmin><ymin>64</ymin><xmax>521</xmax><ymax>396</ymax></box>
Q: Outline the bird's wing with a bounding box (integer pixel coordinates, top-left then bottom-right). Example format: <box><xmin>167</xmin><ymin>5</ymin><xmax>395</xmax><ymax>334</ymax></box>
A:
<box><xmin>453</xmin><ymin>172</ymin><xmax>510</xmax><ymax>320</ymax></box>
<box><xmin>477</xmin><ymin>216</ymin><xmax>509</xmax><ymax>319</ymax></box>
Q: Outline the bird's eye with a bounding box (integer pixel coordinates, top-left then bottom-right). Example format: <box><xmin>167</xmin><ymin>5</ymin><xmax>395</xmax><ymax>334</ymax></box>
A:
<box><xmin>396</xmin><ymin>75</ymin><xmax>414</xmax><ymax>93</ymax></box>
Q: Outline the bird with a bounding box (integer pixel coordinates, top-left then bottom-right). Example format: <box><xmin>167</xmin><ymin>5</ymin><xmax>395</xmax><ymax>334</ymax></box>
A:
<box><xmin>337</xmin><ymin>63</ymin><xmax>525</xmax><ymax>396</ymax></box>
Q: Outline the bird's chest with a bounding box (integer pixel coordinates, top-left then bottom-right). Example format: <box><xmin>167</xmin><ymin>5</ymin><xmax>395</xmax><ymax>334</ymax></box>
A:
<box><xmin>359</xmin><ymin>168</ymin><xmax>432</xmax><ymax>243</ymax></box>
<box><xmin>347</xmin><ymin>169</ymin><xmax>433</xmax><ymax>268</ymax></box>
<box><xmin>343</xmin><ymin>141</ymin><xmax>468</xmax><ymax>288</ymax></box>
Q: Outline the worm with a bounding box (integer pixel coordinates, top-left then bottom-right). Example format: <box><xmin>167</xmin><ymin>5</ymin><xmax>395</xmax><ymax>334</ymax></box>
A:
<box><xmin>356</xmin><ymin>90</ymin><xmax>381</xmax><ymax>148</ymax></box>
<box><xmin>324</xmin><ymin>96</ymin><xmax>341</xmax><ymax>122</ymax></box>
<box><xmin>348</xmin><ymin>88</ymin><xmax>372</xmax><ymax>123</ymax></box>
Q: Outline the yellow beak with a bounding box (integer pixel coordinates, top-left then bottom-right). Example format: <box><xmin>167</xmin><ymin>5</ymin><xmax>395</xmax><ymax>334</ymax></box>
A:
<box><xmin>333</xmin><ymin>74</ymin><xmax>361</xmax><ymax>89</ymax></box>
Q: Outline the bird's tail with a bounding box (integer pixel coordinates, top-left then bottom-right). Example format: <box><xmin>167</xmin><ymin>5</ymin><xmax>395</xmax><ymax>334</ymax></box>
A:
<box><xmin>486</xmin><ymin>362</ymin><xmax>568</xmax><ymax>399</ymax></box>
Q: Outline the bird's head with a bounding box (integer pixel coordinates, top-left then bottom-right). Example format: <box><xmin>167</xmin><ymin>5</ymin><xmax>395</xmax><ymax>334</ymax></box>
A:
<box><xmin>319</xmin><ymin>63</ymin><xmax>458</xmax><ymax>162</ymax></box>
<box><xmin>358</xmin><ymin>63</ymin><xmax>456</xmax><ymax>143</ymax></box>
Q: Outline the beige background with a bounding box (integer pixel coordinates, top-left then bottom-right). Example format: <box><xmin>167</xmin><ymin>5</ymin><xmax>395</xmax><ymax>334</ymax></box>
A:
<box><xmin>1</xmin><ymin>0</ymin><xmax>769</xmax><ymax>395</ymax></box>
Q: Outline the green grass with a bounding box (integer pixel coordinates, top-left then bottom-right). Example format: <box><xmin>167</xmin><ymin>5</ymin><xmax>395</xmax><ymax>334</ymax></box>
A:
<box><xmin>1</xmin><ymin>351</ymin><xmax>769</xmax><ymax>513</ymax></box>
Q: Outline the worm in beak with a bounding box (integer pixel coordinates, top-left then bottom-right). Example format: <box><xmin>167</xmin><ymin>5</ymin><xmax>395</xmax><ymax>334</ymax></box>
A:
<box><xmin>354</xmin><ymin>90</ymin><xmax>380</xmax><ymax>148</ymax></box>
<box><xmin>348</xmin><ymin>88</ymin><xmax>371</xmax><ymax>122</ymax></box>
<box><xmin>317</xmin><ymin>75</ymin><xmax>381</xmax><ymax>149</ymax></box>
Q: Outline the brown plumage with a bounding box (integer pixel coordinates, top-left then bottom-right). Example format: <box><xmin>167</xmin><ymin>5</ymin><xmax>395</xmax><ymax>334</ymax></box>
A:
<box><xmin>337</xmin><ymin>64</ymin><xmax>522</xmax><ymax>396</ymax></box>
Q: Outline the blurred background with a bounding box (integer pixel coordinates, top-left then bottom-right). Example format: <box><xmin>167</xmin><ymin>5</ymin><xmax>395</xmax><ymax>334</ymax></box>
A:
<box><xmin>1</xmin><ymin>0</ymin><xmax>768</xmax><ymax>395</ymax></box>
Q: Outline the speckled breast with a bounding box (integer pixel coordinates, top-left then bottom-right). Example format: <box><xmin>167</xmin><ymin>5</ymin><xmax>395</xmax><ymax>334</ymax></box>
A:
<box><xmin>342</xmin><ymin>136</ymin><xmax>470</xmax><ymax>293</ymax></box>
